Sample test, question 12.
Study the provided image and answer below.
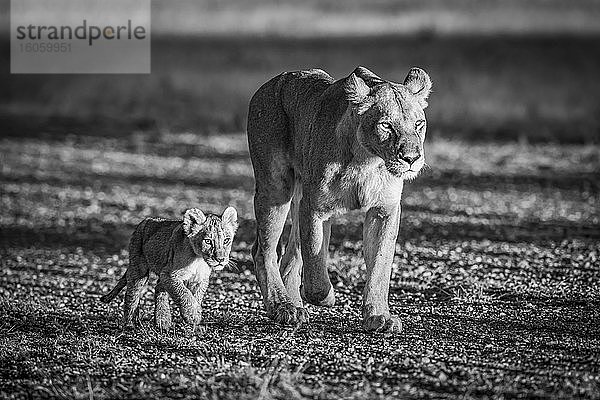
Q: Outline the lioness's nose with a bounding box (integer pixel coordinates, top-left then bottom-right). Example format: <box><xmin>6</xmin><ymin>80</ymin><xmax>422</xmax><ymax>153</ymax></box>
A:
<box><xmin>399</xmin><ymin>150</ymin><xmax>421</xmax><ymax>165</ymax></box>
<box><xmin>398</xmin><ymin>142</ymin><xmax>421</xmax><ymax>165</ymax></box>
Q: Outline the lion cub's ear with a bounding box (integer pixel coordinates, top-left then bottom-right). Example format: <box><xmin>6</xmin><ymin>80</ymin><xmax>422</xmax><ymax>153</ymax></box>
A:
<box><xmin>344</xmin><ymin>73</ymin><xmax>370</xmax><ymax>105</ymax></box>
<box><xmin>183</xmin><ymin>208</ymin><xmax>206</xmax><ymax>237</ymax></box>
<box><xmin>221</xmin><ymin>206</ymin><xmax>238</xmax><ymax>229</ymax></box>
<box><xmin>403</xmin><ymin>67</ymin><xmax>432</xmax><ymax>108</ymax></box>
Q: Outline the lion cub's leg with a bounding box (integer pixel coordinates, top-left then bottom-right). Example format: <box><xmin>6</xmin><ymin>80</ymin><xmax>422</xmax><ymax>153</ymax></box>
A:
<box><xmin>161</xmin><ymin>274</ymin><xmax>200</xmax><ymax>327</ymax></box>
<box><xmin>122</xmin><ymin>230</ymin><xmax>149</xmax><ymax>329</ymax></box>
<box><xmin>362</xmin><ymin>205</ymin><xmax>402</xmax><ymax>333</ymax></box>
<box><xmin>123</xmin><ymin>264</ymin><xmax>149</xmax><ymax>328</ymax></box>
<box><xmin>154</xmin><ymin>279</ymin><xmax>172</xmax><ymax>331</ymax></box>
<box><xmin>187</xmin><ymin>278</ymin><xmax>210</xmax><ymax>322</ymax></box>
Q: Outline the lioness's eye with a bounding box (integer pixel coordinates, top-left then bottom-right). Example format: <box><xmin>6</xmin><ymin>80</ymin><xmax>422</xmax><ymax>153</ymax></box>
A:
<box><xmin>415</xmin><ymin>120</ymin><xmax>425</xmax><ymax>131</ymax></box>
<box><xmin>379</xmin><ymin>121</ymin><xmax>393</xmax><ymax>131</ymax></box>
<box><xmin>203</xmin><ymin>239</ymin><xmax>212</xmax><ymax>246</ymax></box>
<box><xmin>224</xmin><ymin>237</ymin><xmax>231</xmax><ymax>245</ymax></box>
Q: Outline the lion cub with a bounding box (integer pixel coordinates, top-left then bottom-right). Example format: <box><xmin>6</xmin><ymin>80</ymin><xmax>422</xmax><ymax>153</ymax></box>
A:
<box><xmin>101</xmin><ymin>207</ymin><xmax>238</xmax><ymax>331</ymax></box>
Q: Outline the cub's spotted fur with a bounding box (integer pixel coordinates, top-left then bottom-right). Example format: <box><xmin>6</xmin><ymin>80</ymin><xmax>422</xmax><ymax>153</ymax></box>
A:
<box><xmin>100</xmin><ymin>207</ymin><xmax>238</xmax><ymax>330</ymax></box>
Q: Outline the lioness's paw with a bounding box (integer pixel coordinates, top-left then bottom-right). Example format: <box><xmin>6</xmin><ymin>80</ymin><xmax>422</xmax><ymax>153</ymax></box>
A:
<box><xmin>363</xmin><ymin>314</ymin><xmax>402</xmax><ymax>334</ymax></box>
<box><xmin>269</xmin><ymin>302</ymin><xmax>305</xmax><ymax>326</ymax></box>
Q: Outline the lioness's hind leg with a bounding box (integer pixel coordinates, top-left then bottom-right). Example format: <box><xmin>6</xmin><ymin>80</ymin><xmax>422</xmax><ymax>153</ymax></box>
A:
<box><xmin>280</xmin><ymin>180</ymin><xmax>303</xmax><ymax>309</ymax></box>
<box><xmin>254</xmin><ymin>193</ymin><xmax>303</xmax><ymax>325</ymax></box>
<box><xmin>252</xmin><ymin>166</ymin><xmax>307</xmax><ymax>325</ymax></box>
<box><xmin>248</xmin><ymin>77</ymin><xmax>306</xmax><ymax>325</ymax></box>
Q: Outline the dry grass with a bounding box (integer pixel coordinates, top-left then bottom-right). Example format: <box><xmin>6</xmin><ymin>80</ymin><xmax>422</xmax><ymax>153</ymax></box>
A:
<box><xmin>1</xmin><ymin>132</ymin><xmax>599</xmax><ymax>398</ymax></box>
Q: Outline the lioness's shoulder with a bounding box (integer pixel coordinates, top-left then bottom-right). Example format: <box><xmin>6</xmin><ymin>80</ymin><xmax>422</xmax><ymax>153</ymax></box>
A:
<box><xmin>280</xmin><ymin>68</ymin><xmax>334</xmax><ymax>88</ymax></box>
<box><xmin>284</xmin><ymin>68</ymin><xmax>333</xmax><ymax>81</ymax></box>
<box><xmin>263</xmin><ymin>68</ymin><xmax>333</xmax><ymax>94</ymax></box>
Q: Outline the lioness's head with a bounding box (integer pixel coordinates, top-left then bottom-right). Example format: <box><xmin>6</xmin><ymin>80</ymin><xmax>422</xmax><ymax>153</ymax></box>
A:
<box><xmin>182</xmin><ymin>207</ymin><xmax>238</xmax><ymax>270</ymax></box>
<box><xmin>345</xmin><ymin>66</ymin><xmax>432</xmax><ymax>180</ymax></box>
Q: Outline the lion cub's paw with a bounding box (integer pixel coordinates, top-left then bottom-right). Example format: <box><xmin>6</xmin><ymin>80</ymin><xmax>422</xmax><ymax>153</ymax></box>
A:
<box><xmin>363</xmin><ymin>314</ymin><xmax>402</xmax><ymax>334</ymax></box>
<box><xmin>187</xmin><ymin>309</ymin><xmax>202</xmax><ymax>327</ymax></box>
<box><xmin>269</xmin><ymin>302</ymin><xmax>305</xmax><ymax>326</ymax></box>
<box><xmin>296</xmin><ymin>307</ymin><xmax>310</xmax><ymax>324</ymax></box>
<box><xmin>155</xmin><ymin>312</ymin><xmax>172</xmax><ymax>332</ymax></box>
<box><xmin>122</xmin><ymin>313</ymin><xmax>142</xmax><ymax>331</ymax></box>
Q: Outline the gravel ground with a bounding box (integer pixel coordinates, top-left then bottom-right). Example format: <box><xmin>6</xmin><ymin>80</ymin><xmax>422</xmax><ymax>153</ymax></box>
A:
<box><xmin>0</xmin><ymin>133</ymin><xmax>599</xmax><ymax>399</ymax></box>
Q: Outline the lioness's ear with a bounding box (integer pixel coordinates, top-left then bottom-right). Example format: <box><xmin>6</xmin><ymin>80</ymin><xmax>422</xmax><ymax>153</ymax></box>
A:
<box><xmin>221</xmin><ymin>206</ymin><xmax>238</xmax><ymax>228</ymax></box>
<box><xmin>403</xmin><ymin>67</ymin><xmax>432</xmax><ymax>108</ymax></box>
<box><xmin>183</xmin><ymin>208</ymin><xmax>206</xmax><ymax>237</ymax></box>
<box><xmin>353</xmin><ymin>66</ymin><xmax>385</xmax><ymax>87</ymax></box>
<box><xmin>344</xmin><ymin>73</ymin><xmax>370</xmax><ymax>105</ymax></box>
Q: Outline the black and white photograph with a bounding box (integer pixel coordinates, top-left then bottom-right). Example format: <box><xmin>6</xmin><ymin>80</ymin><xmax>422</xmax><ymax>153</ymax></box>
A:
<box><xmin>1</xmin><ymin>0</ymin><xmax>599</xmax><ymax>398</ymax></box>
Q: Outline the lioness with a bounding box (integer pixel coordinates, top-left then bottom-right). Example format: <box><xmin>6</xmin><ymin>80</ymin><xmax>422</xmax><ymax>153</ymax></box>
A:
<box><xmin>247</xmin><ymin>66</ymin><xmax>431</xmax><ymax>332</ymax></box>
<box><xmin>100</xmin><ymin>207</ymin><xmax>238</xmax><ymax>330</ymax></box>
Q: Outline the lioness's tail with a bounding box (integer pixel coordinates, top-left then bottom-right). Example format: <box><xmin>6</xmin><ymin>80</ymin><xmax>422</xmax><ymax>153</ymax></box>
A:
<box><xmin>100</xmin><ymin>273</ymin><xmax>127</xmax><ymax>303</ymax></box>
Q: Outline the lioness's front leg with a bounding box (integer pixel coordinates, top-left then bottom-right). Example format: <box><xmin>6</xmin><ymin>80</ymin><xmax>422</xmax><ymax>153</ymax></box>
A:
<box><xmin>300</xmin><ymin>200</ymin><xmax>335</xmax><ymax>307</ymax></box>
<box><xmin>161</xmin><ymin>274</ymin><xmax>200</xmax><ymax>326</ymax></box>
<box><xmin>362</xmin><ymin>204</ymin><xmax>402</xmax><ymax>333</ymax></box>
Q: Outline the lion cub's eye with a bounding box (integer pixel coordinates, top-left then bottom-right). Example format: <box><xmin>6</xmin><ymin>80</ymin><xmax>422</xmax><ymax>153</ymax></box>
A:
<box><xmin>203</xmin><ymin>239</ymin><xmax>212</xmax><ymax>246</ymax></box>
<box><xmin>224</xmin><ymin>237</ymin><xmax>231</xmax><ymax>245</ymax></box>
<box><xmin>415</xmin><ymin>119</ymin><xmax>426</xmax><ymax>131</ymax></box>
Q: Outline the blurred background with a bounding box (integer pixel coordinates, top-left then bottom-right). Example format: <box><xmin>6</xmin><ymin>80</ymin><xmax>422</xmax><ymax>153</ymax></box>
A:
<box><xmin>1</xmin><ymin>0</ymin><xmax>600</xmax><ymax>142</ymax></box>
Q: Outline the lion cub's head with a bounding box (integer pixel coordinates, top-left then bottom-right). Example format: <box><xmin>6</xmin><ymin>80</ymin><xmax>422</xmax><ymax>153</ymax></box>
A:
<box><xmin>182</xmin><ymin>207</ymin><xmax>238</xmax><ymax>270</ymax></box>
<box><xmin>344</xmin><ymin>66</ymin><xmax>432</xmax><ymax>180</ymax></box>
